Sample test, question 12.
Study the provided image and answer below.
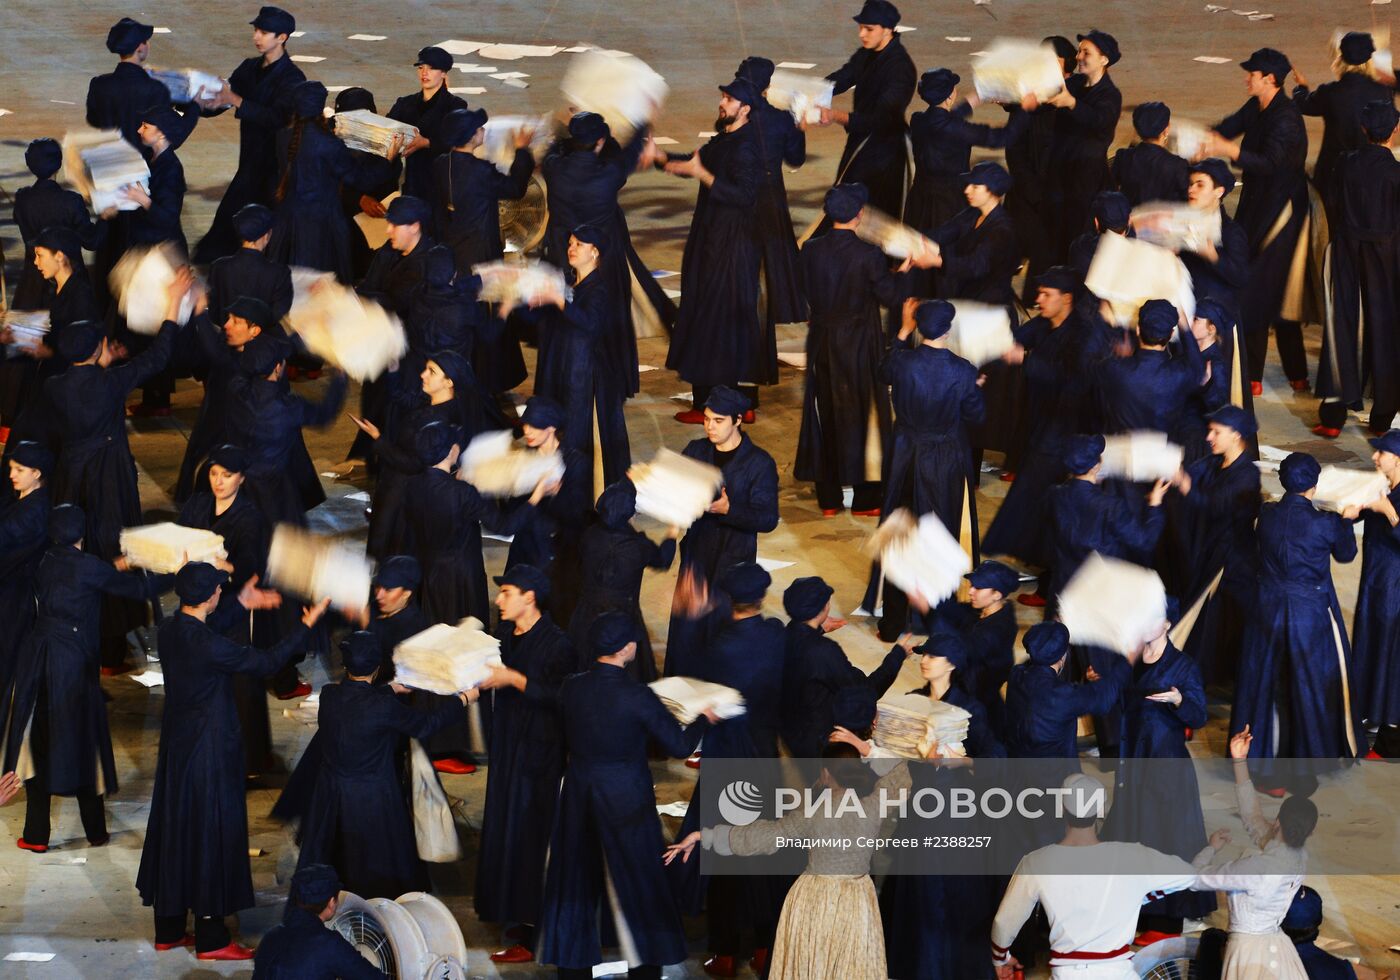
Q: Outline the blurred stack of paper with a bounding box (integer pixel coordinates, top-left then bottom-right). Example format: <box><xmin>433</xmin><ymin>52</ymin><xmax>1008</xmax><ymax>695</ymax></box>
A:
<box><xmin>865</xmin><ymin>507</ymin><xmax>971</xmax><ymax>608</ymax></box>
<box><xmin>284</xmin><ymin>269</ymin><xmax>406</xmax><ymax>380</ymax></box>
<box><xmin>120</xmin><ymin>522</ymin><xmax>226</xmax><ymax>573</ymax></box>
<box><xmin>649</xmin><ymin>676</ymin><xmax>746</xmax><ymax>725</ymax></box>
<box><xmin>2</xmin><ymin>311</ymin><xmax>50</xmax><ymax>357</ymax></box>
<box><xmin>62</xmin><ymin>129</ymin><xmax>149</xmax><ymax>213</ymax></box>
<box><xmin>1313</xmin><ymin>465</ymin><xmax>1389</xmax><ymax>513</ymax></box>
<box><xmin>473</xmin><ymin>260</ymin><xmax>570</xmax><ymax>309</ymax></box>
<box><xmin>267</xmin><ymin>524</ymin><xmax>373</xmax><ymax>611</ymax></box>
<box><xmin>972</xmin><ymin>39</ymin><xmax>1066</xmax><ymax>102</ymax></box>
<box><xmin>1058</xmin><ymin>553</ymin><xmax>1166</xmax><ymax>655</ymax></box>
<box><xmin>460</xmin><ymin>430</ymin><xmax>565</xmax><ymax>496</ymax></box>
<box><xmin>109</xmin><ymin>242</ymin><xmax>194</xmax><ymax>335</ymax></box>
<box><xmin>560</xmin><ymin>48</ymin><xmax>668</xmax><ymax>141</ymax></box>
<box><xmin>875</xmin><ymin>694</ymin><xmax>971</xmax><ymax>758</ymax></box>
<box><xmin>765</xmin><ymin>69</ymin><xmax>833</xmax><ymax>124</ymax></box>
<box><xmin>147</xmin><ymin>67</ymin><xmax>223</xmax><ymax>103</ymax></box>
<box><xmin>854</xmin><ymin>205</ymin><xmax>936</xmax><ymax>261</ymax></box>
<box><xmin>475</xmin><ymin>114</ymin><xmax>553</xmax><ymax>174</ymax></box>
<box><xmin>332</xmin><ymin>109</ymin><xmax>418</xmax><ymax>159</ymax></box>
<box><xmin>1085</xmin><ymin>233</ymin><xmax>1195</xmax><ymax>326</ymax></box>
<box><xmin>1098</xmin><ymin>431</ymin><xmax>1185</xmax><ymax>482</ymax></box>
<box><xmin>1130</xmin><ymin>201</ymin><xmax>1222</xmax><ymax>252</ymax></box>
<box><xmin>393</xmin><ymin>618</ymin><xmax>504</xmax><ymax>694</ymax></box>
<box><xmin>946</xmin><ymin>301</ymin><xmax>1015</xmax><ymax>366</ymax></box>
<box><xmin>1166</xmin><ymin>119</ymin><xmax>1212</xmax><ymax>162</ymax></box>
<box><xmin>631</xmin><ymin>448</ymin><xmax>724</xmax><ymax>528</ymax></box>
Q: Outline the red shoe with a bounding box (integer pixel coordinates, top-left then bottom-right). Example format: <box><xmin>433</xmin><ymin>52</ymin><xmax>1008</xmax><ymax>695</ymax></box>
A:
<box><xmin>1250</xmin><ymin>381</ymin><xmax>1263</xmax><ymax>397</ymax></box>
<box><xmin>16</xmin><ymin>837</ymin><xmax>48</xmax><ymax>854</ymax></box>
<box><xmin>674</xmin><ymin>408</ymin><xmax>706</xmax><ymax>424</ymax></box>
<box><xmin>750</xmin><ymin>947</ymin><xmax>771</xmax><ymax>973</ymax></box>
<box><xmin>432</xmin><ymin>758</ymin><xmax>477</xmax><ymax>775</ymax></box>
<box><xmin>1289</xmin><ymin>379</ymin><xmax>1310</xmax><ymax>392</ymax></box>
<box><xmin>1365</xmin><ymin>749</ymin><xmax>1385</xmax><ymax>760</ymax></box>
<box><xmin>274</xmin><ymin>682</ymin><xmax>312</xmax><ymax>701</ymax></box>
<box><xmin>685</xmin><ymin>751</ymin><xmax>703</xmax><ymax>770</ymax></box>
<box><xmin>821</xmin><ymin>508</ymin><xmax>841</xmax><ymax>517</ymax></box>
<box><xmin>196</xmin><ymin>942</ymin><xmax>255</xmax><ymax>961</ymax></box>
<box><xmin>851</xmin><ymin>507</ymin><xmax>882</xmax><ymax>517</ymax></box>
<box><xmin>126</xmin><ymin>403</ymin><xmax>172</xmax><ymax>418</ymax></box>
<box><xmin>1135</xmin><ymin>930</ymin><xmax>1181</xmax><ymax>946</ymax></box>
<box><xmin>490</xmin><ymin>945</ymin><xmax>535</xmax><ymax>964</ymax></box>
<box><xmin>154</xmin><ymin>934</ymin><xmax>195</xmax><ymax>952</ymax></box>
<box><xmin>999</xmin><ymin>471</ymin><xmax>1016</xmax><ymax>483</ymax></box>
<box><xmin>0</xmin><ymin>426</ymin><xmax>11</xmax><ymax>445</ymax></box>
<box><xmin>741</xmin><ymin>410</ymin><xmax>756</xmax><ymax>424</ymax></box>
<box><xmin>1017</xmin><ymin>593</ymin><xmax>1047</xmax><ymax>608</ymax></box>
<box><xmin>1261</xmin><ymin>786</ymin><xmax>1287</xmax><ymax>798</ymax></box>
<box><xmin>703</xmin><ymin>954</ymin><xmax>738</xmax><ymax>978</ymax></box>
<box><xmin>100</xmin><ymin>664</ymin><xmax>132</xmax><ymax>677</ymax></box>
<box><xmin>1311</xmin><ymin>425</ymin><xmax>1341</xmax><ymax>439</ymax></box>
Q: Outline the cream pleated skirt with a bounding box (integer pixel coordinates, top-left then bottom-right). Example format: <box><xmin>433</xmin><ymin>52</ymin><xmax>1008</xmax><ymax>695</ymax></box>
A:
<box><xmin>1222</xmin><ymin>931</ymin><xmax>1308</xmax><ymax>980</ymax></box>
<box><xmin>767</xmin><ymin>874</ymin><xmax>885</xmax><ymax>980</ymax></box>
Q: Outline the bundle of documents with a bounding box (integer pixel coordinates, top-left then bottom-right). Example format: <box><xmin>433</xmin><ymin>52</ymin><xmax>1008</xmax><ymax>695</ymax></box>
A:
<box><xmin>332</xmin><ymin>109</ymin><xmax>418</xmax><ymax>159</ymax></box>
<box><xmin>1130</xmin><ymin>201</ymin><xmax>1223</xmax><ymax>252</ymax></box>
<box><xmin>475</xmin><ymin>114</ymin><xmax>552</xmax><ymax>174</ymax></box>
<box><xmin>1057</xmin><ymin>553</ymin><xmax>1167</xmax><ymax>655</ymax></box>
<box><xmin>147</xmin><ymin>67</ymin><xmax>223</xmax><ymax>103</ymax></box>
<box><xmin>765</xmin><ymin>69</ymin><xmax>834</xmax><ymax>124</ymax></box>
<box><xmin>1166</xmin><ymin>119</ymin><xmax>1212</xmax><ymax>163</ymax></box>
<box><xmin>875</xmin><ymin>694</ymin><xmax>971</xmax><ymax>759</ymax></box>
<box><xmin>2</xmin><ymin>311</ymin><xmax>50</xmax><ymax>357</ymax></box>
<box><xmin>62</xmin><ymin>129</ymin><xmax>149</xmax><ymax>214</ymax></box>
<box><xmin>649</xmin><ymin>676</ymin><xmax>746</xmax><ymax>725</ymax></box>
<box><xmin>946</xmin><ymin>301</ymin><xmax>1015</xmax><ymax>366</ymax></box>
<box><xmin>393</xmin><ymin>618</ymin><xmax>504</xmax><ymax>694</ymax></box>
<box><xmin>971</xmin><ymin>38</ymin><xmax>1066</xmax><ymax>102</ymax></box>
<box><xmin>853</xmin><ymin>205</ymin><xmax>937</xmax><ymax>261</ymax></box>
<box><xmin>459</xmin><ymin>430</ymin><xmax>566</xmax><ymax>497</ymax></box>
<box><xmin>267</xmin><ymin>524</ymin><xmax>373</xmax><ymax>612</ymax></box>
<box><xmin>1084</xmin><ymin>233</ymin><xmax>1195</xmax><ymax>326</ymax></box>
<box><xmin>120</xmin><ymin>522</ymin><xmax>226</xmax><ymax>574</ymax></box>
<box><xmin>560</xmin><ymin>48</ymin><xmax>668</xmax><ymax>141</ymax></box>
<box><xmin>109</xmin><ymin>242</ymin><xmax>195</xmax><ymax>335</ymax></box>
<box><xmin>1312</xmin><ymin>465</ymin><xmax>1390</xmax><ymax>513</ymax></box>
<box><xmin>865</xmin><ymin>508</ymin><xmax>972</xmax><ymax>608</ymax></box>
<box><xmin>284</xmin><ymin>268</ymin><xmax>406</xmax><ymax>380</ymax></box>
<box><xmin>473</xmin><ymin>259</ymin><xmax>570</xmax><ymax>310</ymax></box>
<box><xmin>631</xmin><ymin>448</ymin><xmax>724</xmax><ymax>529</ymax></box>
<box><xmin>1097</xmin><ymin>431</ymin><xmax>1185</xmax><ymax>483</ymax></box>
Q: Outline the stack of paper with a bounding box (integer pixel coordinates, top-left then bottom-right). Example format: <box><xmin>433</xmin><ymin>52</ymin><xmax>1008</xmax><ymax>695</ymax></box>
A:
<box><xmin>865</xmin><ymin>508</ymin><xmax>972</xmax><ymax>608</ymax></box>
<box><xmin>1057</xmin><ymin>553</ymin><xmax>1167</xmax><ymax>655</ymax></box>
<box><xmin>473</xmin><ymin>260</ymin><xmax>570</xmax><ymax>309</ymax></box>
<box><xmin>875</xmin><ymin>694</ymin><xmax>971</xmax><ymax>759</ymax></box>
<box><xmin>62</xmin><ymin>129</ymin><xmax>149</xmax><ymax>213</ymax></box>
<box><xmin>267</xmin><ymin>524</ymin><xmax>373</xmax><ymax>611</ymax></box>
<box><xmin>1130</xmin><ymin>201</ymin><xmax>1223</xmax><ymax>252</ymax></box>
<box><xmin>2</xmin><ymin>311</ymin><xmax>50</xmax><ymax>357</ymax></box>
<box><xmin>460</xmin><ymin>430</ymin><xmax>566</xmax><ymax>496</ymax></box>
<box><xmin>1312</xmin><ymin>465</ymin><xmax>1389</xmax><ymax>513</ymax></box>
<box><xmin>649</xmin><ymin>676</ymin><xmax>746</xmax><ymax>725</ymax></box>
<box><xmin>393</xmin><ymin>618</ymin><xmax>504</xmax><ymax>694</ymax></box>
<box><xmin>147</xmin><ymin>67</ymin><xmax>223</xmax><ymax>103</ymax></box>
<box><xmin>475</xmin><ymin>114</ymin><xmax>553</xmax><ymax>174</ymax></box>
<box><xmin>946</xmin><ymin>301</ymin><xmax>1015</xmax><ymax>366</ymax></box>
<box><xmin>631</xmin><ymin>448</ymin><xmax>724</xmax><ymax>529</ymax></box>
<box><xmin>332</xmin><ymin>109</ymin><xmax>418</xmax><ymax>159</ymax></box>
<box><xmin>1098</xmin><ymin>431</ymin><xmax>1185</xmax><ymax>483</ymax></box>
<box><xmin>1084</xmin><ymin>233</ymin><xmax>1195</xmax><ymax>326</ymax></box>
<box><xmin>120</xmin><ymin>522</ymin><xmax>226</xmax><ymax>573</ymax></box>
<box><xmin>765</xmin><ymin>69</ymin><xmax>834</xmax><ymax>124</ymax></box>
<box><xmin>1166</xmin><ymin>119</ymin><xmax>1212</xmax><ymax>162</ymax></box>
<box><xmin>971</xmin><ymin>39</ymin><xmax>1066</xmax><ymax>102</ymax></box>
<box><xmin>854</xmin><ymin>205</ymin><xmax>937</xmax><ymax>261</ymax></box>
<box><xmin>284</xmin><ymin>268</ymin><xmax>406</xmax><ymax>380</ymax></box>
<box><xmin>560</xmin><ymin>48</ymin><xmax>668</xmax><ymax>141</ymax></box>
<box><xmin>109</xmin><ymin>242</ymin><xmax>195</xmax><ymax>335</ymax></box>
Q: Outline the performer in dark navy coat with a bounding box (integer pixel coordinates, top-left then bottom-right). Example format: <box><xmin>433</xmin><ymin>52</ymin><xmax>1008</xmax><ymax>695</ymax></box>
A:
<box><xmin>1281</xmin><ymin>886</ymin><xmax>1364</xmax><ymax>980</ymax></box>
<box><xmin>251</xmin><ymin>865</ymin><xmax>383</xmax><ymax>979</ymax></box>
<box><xmin>9</xmin><ymin>139</ymin><xmax>103</xmax><ymax>313</ymax></box>
<box><xmin>1354</xmin><ymin>431</ymin><xmax>1400</xmax><ymax>757</ymax></box>
<box><xmin>819</xmin><ymin>1</ymin><xmax>917</xmax><ymax>220</ymax></box>
<box><xmin>663</xmin><ymin>79</ymin><xmax>766</xmax><ymax>414</ymax></box>
<box><xmin>1232</xmin><ymin>452</ymin><xmax>1366</xmax><ymax>761</ymax></box>
<box><xmin>1204</xmin><ymin>47</ymin><xmax>1311</xmax><ymax>389</ymax></box>
<box><xmin>1173</xmin><ymin>299</ymin><xmax>1250</xmax><ymax>464</ymax></box>
<box><xmin>794</xmin><ymin>184</ymin><xmax>908</xmax><ymax>515</ymax></box>
<box><xmin>1096</xmin><ymin>299</ymin><xmax>1207</xmax><ymax>437</ymax></box>
<box><xmin>86</xmin><ymin>17</ymin><xmax>180</xmax><ymax>152</ymax></box>
<box><xmin>1179</xmin><ymin>159</ymin><xmax>1251</xmax><ymax>320</ymax></box>
<box><xmin>536</xmin><ymin>615</ymin><xmax>717</xmax><ymax>978</ymax></box>
<box><xmin>403</xmin><ymin>245</ymin><xmax>490</xmax><ymax>363</ymax></box>
<box><xmin>366</xmin><ymin>556</ymin><xmax>430</xmax><ymax>683</ymax></box>
<box><xmin>126</xmin><ymin>103</ymin><xmax>195</xmax><ymax>252</ymax></box>
<box><xmin>329</xmin><ymin>87</ymin><xmax>404</xmax><ymax>280</ymax></box>
<box><xmin>0</xmin><ymin>443</ymin><xmax>52</xmax><ymax>696</ymax></box>
<box><xmin>358</xmin><ymin>195</ymin><xmax>437</xmax><ymax>320</ymax></box>
<box><xmin>922</xmin><ymin>560</ymin><xmax>1021</xmax><ymax>741</ymax></box>
<box><xmin>663</xmin><ymin>388</ymin><xmax>779</xmax><ymax>677</ymax></box>
<box><xmin>28</xmin><ymin>228</ymin><xmax>101</xmax><ymax>361</ymax></box>
<box><xmin>194</xmin><ymin>6</ymin><xmax>306</xmax><ymax>263</ymax></box>
<box><xmin>474</xmin><ymin>567</ymin><xmax>578</xmax><ymax>963</ymax></box>
<box><xmin>137</xmin><ymin>562</ymin><xmax>328</xmax><ymax>959</ymax></box>
<box><xmin>389</xmin><ymin>47</ymin><xmax>469</xmax><ymax>206</ymax></box>
<box><xmin>0</xmin><ymin>505</ymin><xmax>166</xmax><ymax>853</ymax></box>
<box><xmin>1110</xmin><ymin>102</ymin><xmax>1190</xmax><ymax>207</ymax></box>
<box><xmin>207</xmin><ymin>205</ymin><xmax>293</xmax><ymax>326</ymax></box>
<box><xmin>920</xmin><ymin>161</ymin><xmax>1022</xmax><ymax>310</ymax></box>
<box><xmin>295</xmin><ymin>632</ymin><xmax>469</xmax><ymax>898</ymax></box>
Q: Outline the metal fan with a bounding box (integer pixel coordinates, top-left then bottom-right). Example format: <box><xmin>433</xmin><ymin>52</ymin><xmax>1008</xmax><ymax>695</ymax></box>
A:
<box><xmin>329</xmin><ymin>890</ymin><xmax>468</xmax><ymax>979</ymax></box>
<box><xmin>1134</xmin><ymin>936</ymin><xmax>1201</xmax><ymax>979</ymax></box>
<box><xmin>499</xmin><ymin>172</ymin><xmax>549</xmax><ymax>254</ymax></box>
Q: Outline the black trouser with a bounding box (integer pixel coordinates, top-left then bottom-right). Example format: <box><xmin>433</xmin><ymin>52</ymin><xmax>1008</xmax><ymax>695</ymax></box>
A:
<box><xmin>558</xmin><ymin>968</ymin><xmax>659</xmax><ymax>980</ymax></box>
<box><xmin>1245</xmin><ymin>320</ymin><xmax>1307</xmax><ymax>383</ymax></box>
<box><xmin>154</xmin><ymin>912</ymin><xmax>231</xmax><ymax>952</ymax></box>
<box><xmin>1318</xmin><ymin>399</ymin><xmax>1351</xmax><ymax>429</ymax></box>
<box><xmin>269</xmin><ymin>656</ymin><xmax>304</xmax><ymax>697</ymax></box>
<box><xmin>1138</xmin><ymin>911</ymin><xmax>1184</xmax><ymax>936</ymax></box>
<box><xmin>706</xmin><ymin>874</ymin><xmax>776</xmax><ymax>958</ymax></box>
<box><xmin>815</xmin><ymin>481</ymin><xmax>881</xmax><ymax>512</ymax></box>
<box><xmin>23</xmin><ymin>688</ymin><xmax>106</xmax><ymax>845</ymax></box>
<box><xmin>692</xmin><ymin>384</ymin><xmax>759</xmax><ymax>412</ymax></box>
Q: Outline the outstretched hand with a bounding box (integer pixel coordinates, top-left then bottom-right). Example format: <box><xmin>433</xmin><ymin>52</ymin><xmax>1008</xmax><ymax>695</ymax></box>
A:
<box><xmin>1229</xmin><ymin>725</ymin><xmax>1252</xmax><ymax>761</ymax></box>
<box><xmin>301</xmin><ymin>596</ymin><xmax>333</xmax><ymax>628</ymax></box>
<box><xmin>663</xmin><ymin>830</ymin><xmax>703</xmax><ymax>866</ymax></box>
<box><xmin>237</xmin><ymin>574</ymin><xmax>284</xmax><ymax>611</ymax></box>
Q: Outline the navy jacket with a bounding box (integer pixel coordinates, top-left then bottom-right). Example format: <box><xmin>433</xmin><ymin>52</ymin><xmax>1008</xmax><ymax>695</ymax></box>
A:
<box><xmin>387</xmin><ymin>86</ymin><xmax>469</xmax><ymax>202</ymax></box>
<box><xmin>126</xmin><ymin>148</ymin><xmax>187</xmax><ymax>251</ymax></box>
<box><xmin>207</xmin><ymin>247</ymin><xmax>294</xmax><ymax>326</ymax></box>
<box><xmin>1047</xmin><ymin>478</ymin><xmax>1166</xmax><ymax>600</ymax></box>
<box><xmin>1293</xmin><ymin>72</ymin><xmax>1395</xmax><ymax>206</ymax></box>
<box><xmin>11</xmin><ymin>179</ymin><xmax>103</xmax><ymax>310</ymax></box>
<box><xmin>1004</xmin><ymin>657</ymin><xmax>1130</xmax><ymax>760</ymax></box>
<box><xmin>697</xmin><ymin>615</ymin><xmax>787</xmax><ymax>761</ymax></box>
<box><xmin>929</xmin><ymin>205</ymin><xmax>1021</xmax><ymax>308</ymax></box>
<box><xmin>1181</xmin><ymin>210</ymin><xmax>1250</xmax><ymax>316</ymax></box>
<box><xmin>1096</xmin><ymin>329</ymin><xmax>1206</xmax><ymax>436</ymax></box>
<box><xmin>825</xmin><ymin>35</ymin><xmax>917</xmax><ymax>217</ymax></box>
<box><xmin>676</xmin><ymin>433</ymin><xmax>779</xmax><ymax>583</ymax></box>
<box><xmin>431</xmin><ymin>149</ymin><xmax>534</xmax><ymax>271</ymax></box>
<box><xmin>251</xmin><ymin>904</ymin><xmax>383</xmax><ymax>979</ymax></box>
<box><xmin>1214</xmin><ymin>95</ymin><xmax>1309</xmax><ymax>251</ymax></box>
<box><xmin>86</xmin><ymin>61</ymin><xmax>180</xmax><ymax>152</ymax></box>
<box><xmin>781</xmin><ymin>622</ymin><xmax>907</xmax><ymax>758</ymax></box>
<box><xmin>1110</xmin><ymin>142</ymin><xmax>1190</xmax><ymax>207</ymax></box>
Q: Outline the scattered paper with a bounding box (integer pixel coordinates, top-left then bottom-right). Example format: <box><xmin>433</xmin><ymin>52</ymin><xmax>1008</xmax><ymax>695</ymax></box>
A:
<box><xmin>502</xmin><ymin>78</ymin><xmax>530</xmax><ymax>89</ymax></box>
<box><xmin>670</xmin><ymin>391</ymin><xmax>694</xmax><ymax>403</ymax></box>
<box><xmin>851</xmin><ymin>605</ymin><xmax>884</xmax><ymax>617</ymax></box>
<box><xmin>638</xmin><ymin>364</ymin><xmax>659</xmax><ymax>373</ymax></box>
<box><xmin>345</xmin><ymin>491</ymin><xmax>371</xmax><ymax>503</ymax></box>
<box><xmin>1258</xmin><ymin>444</ymin><xmax>1290</xmax><ymax>461</ymax></box>
<box><xmin>1313</xmin><ymin>937</ymin><xmax>1361</xmax><ymax>962</ymax></box>
<box><xmin>757</xmin><ymin>557</ymin><xmax>796</xmax><ymax>572</ymax></box>
<box><xmin>1375</xmin><ymin>0</ymin><xmax>1393</xmax><ymax>6</ymax></box>
<box><xmin>652</xmin><ymin>136</ymin><xmax>678</xmax><ymax>145</ymax></box>
<box><xmin>50</xmin><ymin>100</ymin><xmax>76</xmax><ymax>105</ymax></box>
<box><xmin>320</xmin><ymin>471</ymin><xmax>338</xmax><ymax>478</ymax></box>
<box><xmin>656</xmin><ymin>801</ymin><xmax>689</xmax><ymax>817</ymax></box>
<box><xmin>777</xmin><ymin>61</ymin><xmax>817</xmax><ymax>69</ymax></box>
<box><xmin>1248</xmin><ymin>12</ymin><xmax>1274</xmax><ymax>19</ymax></box>
<box><xmin>436</xmin><ymin>39</ymin><xmax>486</xmax><ymax>55</ymax></box>
<box><xmin>153</xmin><ymin>26</ymin><xmax>172</xmax><ymax>34</ymax></box>
<box><xmin>776</xmin><ymin>351</ymin><xmax>807</xmax><ymax>369</ymax></box>
<box><xmin>651</xmin><ymin>269</ymin><xmax>679</xmax><ymax>279</ymax></box>
<box><xmin>477</xmin><ymin>43</ymin><xmax>565</xmax><ymax>60</ymax></box>
<box><xmin>450</xmin><ymin>87</ymin><xmax>487</xmax><ymax>95</ymax></box>
<box><xmin>129</xmin><ymin>670</ymin><xmax>165</xmax><ymax>688</ymax></box>
<box><xmin>594</xmin><ymin>962</ymin><xmax>631</xmax><ymax>978</ymax></box>
<box><xmin>515</xmin><ymin>403</ymin><xmax>528</xmax><ymax>416</ymax></box>
<box><xmin>291</xmin><ymin>30</ymin><xmax>306</xmax><ymax>38</ymax></box>
<box><xmin>0</xmin><ymin>109</ymin><xmax>12</xmax><ymax>118</ymax></box>
<box><xmin>490</xmin><ymin>72</ymin><xmax>530</xmax><ymax>80</ymax></box>
<box><xmin>324</xmin><ymin>85</ymin><xmax>351</xmax><ymax>94</ymax></box>
<box><xmin>456</xmin><ymin>64</ymin><xmax>499</xmax><ymax>73</ymax></box>
<box><xmin>1193</xmin><ymin>55</ymin><xmax>1233</xmax><ymax>64</ymax></box>
<box><xmin>895</xmin><ymin>25</ymin><xmax>917</xmax><ymax>32</ymax></box>
<box><xmin>348</xmin><ymin>34</ymin><xmax>387</xmax><ymax>41</ymax></box>
<box><xmin>1205</xmin><ymin>3</ymin><xmax>1227</xmax><ymax>9</ymax></box>
<box><xmin>482</xmin><ymin>532</ymin><xmax>516</xmax><ymax>544</ymax></box>
<box><xmin>291</xmin><ymin>55</ymin><xmax>325</xmax><ymax>63</ymax></box>
<box><xmin>946</xmin><ymin>36</ymin><xmax>972</xmax><ymax>42</ymax></box>
<box><xmin>69</xmin><ymin>857</ymin><xmax>87</xmax><ymax>864</ymax></box>
<box><xmin>5</xmin><ymin>953</ymin><xmax>56</xmax><ymax>963</ymax></box>
<box><xmin>663</xmin><ymin>288</ymin><xmax>681</xmax><ymax>299</ymax></box>
<box><xmin>565</xmin><ymin>46</ymin><xmax>591</xmax><ymax>53</ymax></box>
<box><xmin>698</xmin><ymin>131</ymin><xmax>717</xmax><ymax>138</ymax></box>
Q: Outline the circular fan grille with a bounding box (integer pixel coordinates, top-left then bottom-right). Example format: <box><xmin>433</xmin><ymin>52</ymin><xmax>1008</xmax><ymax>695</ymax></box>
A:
<box><xmin>499</xmin><ymin>173</ymin><xmax>549</xmax><ymax>254</ymax></box>
<box><xmin>332</xmin><ymin>907</ymin><xmax>399</xmax><ymax>978</ymax></box>
<box><xmin>1140</xmin><ymin>961</ymin><xmax>1197</xmax><ymax>980</ymax></box>
<box><xmin>1135</xmin><ymin>937</ymin><xmax>1201</xmax><ymax>979</ymax></box>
